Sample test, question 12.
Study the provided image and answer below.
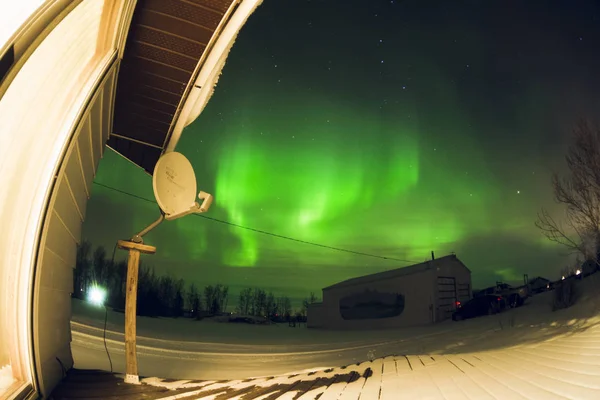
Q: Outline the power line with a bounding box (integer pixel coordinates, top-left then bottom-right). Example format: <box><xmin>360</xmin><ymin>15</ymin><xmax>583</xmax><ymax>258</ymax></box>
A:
<box><xmin>92</xmin><ymin>181</ymin><xmax>419</xmax><ymax>264</ymax></box>
<box><xmin>94</xmin><ymin>182</ymin><xmax>155</xmax><ymax>204</ymax></box>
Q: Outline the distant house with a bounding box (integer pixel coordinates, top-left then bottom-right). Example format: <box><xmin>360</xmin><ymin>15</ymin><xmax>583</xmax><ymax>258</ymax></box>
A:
<box><xmin>556</xmin><ymin>260</ymin><xmax>599</xmax><ymax>282</ymax></box>
<box><xmin>307</xmin><ymin>254</ymin><xmax>472</xmax><ymax>330</ymax></box>
<box><xmin>528</xmin><ymin>276</ymin><xmax>552</xmax><ymax>293</ymax></box>
<box><xmin>580</xmin><ymin>260</ymin><xmax>600</xmax><ymax>277</ymax></box>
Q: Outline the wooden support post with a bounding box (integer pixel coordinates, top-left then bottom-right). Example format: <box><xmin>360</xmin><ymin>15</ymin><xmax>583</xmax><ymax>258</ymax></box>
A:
<box><xmin>117</xmin><ymin>240</ymin><xmax>156</xmax><ymax>384</ymax></box>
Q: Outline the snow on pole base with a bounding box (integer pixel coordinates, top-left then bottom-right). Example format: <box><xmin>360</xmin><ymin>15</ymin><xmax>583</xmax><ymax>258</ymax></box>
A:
<box><xmin>125</xmin><ymin>374</ymin><xmax>140</xmax><ymax>384</ymax></box>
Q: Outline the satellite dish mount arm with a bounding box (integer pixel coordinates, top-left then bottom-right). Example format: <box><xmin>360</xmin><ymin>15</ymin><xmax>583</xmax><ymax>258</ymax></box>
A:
<box><xmin>131</xmin><ymin>213</ymin><xmax>165</xmax><ymax>244</ymax></box>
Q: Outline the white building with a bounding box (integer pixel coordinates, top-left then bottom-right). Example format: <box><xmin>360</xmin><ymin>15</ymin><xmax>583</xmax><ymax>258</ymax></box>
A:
<box><xmin>308</xmin><ymin>254</ymin><xmax>472</xmax><ymax>330</ymax></box>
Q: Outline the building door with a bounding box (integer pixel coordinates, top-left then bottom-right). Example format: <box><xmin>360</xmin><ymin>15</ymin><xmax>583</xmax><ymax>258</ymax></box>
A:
<box><xmin>436</xmin><ymin>276</ymin><xmax>457</xmax><ymax>321</ymax></box>
<box><xmin>457</xmin><ymin>282</ymin><xmax>471</xmax><ymax>301</ymax></box>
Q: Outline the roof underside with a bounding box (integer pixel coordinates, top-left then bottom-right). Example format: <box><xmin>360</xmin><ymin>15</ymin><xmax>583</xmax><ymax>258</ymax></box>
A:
<box><xmin>323</xmin><ymin>255</ymin><xmax>467</xmax><ymax>291</ymax></box>
<box><xmin>109</xmin><ymin>0</ymin><xmax>236</xmax><ymax>174</ymax></box>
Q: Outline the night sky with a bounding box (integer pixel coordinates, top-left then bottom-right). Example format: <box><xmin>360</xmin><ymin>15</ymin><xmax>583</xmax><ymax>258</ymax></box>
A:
<box><xmin>84</xmin><ymin>0</ymin><xmax>600</xmax><ymax>304</ymax></box>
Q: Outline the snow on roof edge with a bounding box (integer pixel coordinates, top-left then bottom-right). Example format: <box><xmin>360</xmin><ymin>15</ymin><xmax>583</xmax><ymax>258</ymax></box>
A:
<box><xmin>322</xmin><ymin>254</ymin><xmax>468</xmax><ymax>292</ymax></box>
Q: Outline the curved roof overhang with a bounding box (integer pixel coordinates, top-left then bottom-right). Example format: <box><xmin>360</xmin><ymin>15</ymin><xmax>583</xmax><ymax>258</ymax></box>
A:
<box><xmin>109</xmin><ymin>0</ymin><xmax>262</xmax><ymax>174</ymax></box>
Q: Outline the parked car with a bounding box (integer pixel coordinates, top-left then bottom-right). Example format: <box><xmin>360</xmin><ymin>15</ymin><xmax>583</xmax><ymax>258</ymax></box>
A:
<box><xmin>475</xmin><ymin>282</ymin><xmax>529</xmax><ymax>308</ymax></box>
<box><xmin>473</xmin><ymin>286</ymin><xmax>498</xmax><ymax>297</ymax></box>
<box><xmin>452</xmin><ymin>295</ymin><xmax>506</xmax><ymax>321</ymax></box>
<box><xmin>496</xmin><ymin>282</ymin><xmax>530</xmax><ymax>308</ymax></box>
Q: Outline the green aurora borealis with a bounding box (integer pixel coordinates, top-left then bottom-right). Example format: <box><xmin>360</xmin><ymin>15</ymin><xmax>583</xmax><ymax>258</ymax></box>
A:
<box><xmin>83</xmin><ymin>0</ymin><xmax>600</xmax><ymax>303</ymax></box>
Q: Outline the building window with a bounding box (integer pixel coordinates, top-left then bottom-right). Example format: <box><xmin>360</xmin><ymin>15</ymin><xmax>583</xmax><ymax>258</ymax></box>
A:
<box><xmin>339</xmin><ymin>290</ymin><xmax>406</xmax><ymax>320</ymax></box>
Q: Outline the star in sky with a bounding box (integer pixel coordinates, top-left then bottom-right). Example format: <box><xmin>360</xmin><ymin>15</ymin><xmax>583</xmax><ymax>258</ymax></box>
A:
<box><xmin>86</xmin><ymin>0</ymin><xmax>600</xmax><ymax>302</ymax></box>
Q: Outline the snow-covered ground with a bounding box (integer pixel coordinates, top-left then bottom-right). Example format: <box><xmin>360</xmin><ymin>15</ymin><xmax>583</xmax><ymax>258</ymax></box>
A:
<box><xmin>71</xmin><ymin>276</ymin><xmax>600</xmax><ymax>398</ymax></box>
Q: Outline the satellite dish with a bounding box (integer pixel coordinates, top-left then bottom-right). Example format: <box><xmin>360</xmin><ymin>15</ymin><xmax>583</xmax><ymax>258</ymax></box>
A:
<box><xmin>153</xmin><ymin>152</ymin><xmax>205</xmax><ymax>217</ymax></box>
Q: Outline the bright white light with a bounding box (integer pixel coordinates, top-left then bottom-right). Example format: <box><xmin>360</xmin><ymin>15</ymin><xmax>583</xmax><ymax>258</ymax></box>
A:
<box><xmin>575</xmin><ymin>269</ymin><xmax>581</xmax><ymax>276</ymax></box>
<box><xmin>87</xmin><ymin>286</ymin><xmax>106</xmax><ymax>306</ymax></box>
<box><xmin>0</xmin><ymin>1</ymin><xmax>45</xmax><ymax>50</ymax></box>
<box><xmin>561</xmin><ymin>276</ymin><xmax>565</xmax><ymax>280</ymax></box>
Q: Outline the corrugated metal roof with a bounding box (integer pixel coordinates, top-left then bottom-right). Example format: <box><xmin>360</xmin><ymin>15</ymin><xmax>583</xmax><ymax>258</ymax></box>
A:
<box><xmin>109</xmin><ymin>0</ymin><xmax>238</xmax><ymax>174</ymax></box>
<box><xmin>322</xmin><ymin>255</ymin><xmax>469</xmax><ymax>292</ymax></box>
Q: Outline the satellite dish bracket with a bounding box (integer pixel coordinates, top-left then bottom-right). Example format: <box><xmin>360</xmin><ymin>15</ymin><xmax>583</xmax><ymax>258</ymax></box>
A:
<box><xmin>131</xmin><ymin>212</ymin><xmax>165</xmax><ymax>244</ymax></box>
<box><xmin>163</xmin><ymin>191</ymin><xmax>213</xmax><ymax>221</ymax></box>
<box><xmin>131</xmin><ymin>191</ymin><xmax>213</xmax><ymax>243</ymax></box>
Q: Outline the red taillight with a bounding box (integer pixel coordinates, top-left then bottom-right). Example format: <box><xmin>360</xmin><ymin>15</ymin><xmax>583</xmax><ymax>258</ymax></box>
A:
<box><xmin>497</xmin><ymin>297</ymin><xmax>502</xmax><ymax>301</ymax></box>
<box><xmin>455</xmin><ymin>301</ymin><xmax>461</xmax><ymax>307</ymax></box>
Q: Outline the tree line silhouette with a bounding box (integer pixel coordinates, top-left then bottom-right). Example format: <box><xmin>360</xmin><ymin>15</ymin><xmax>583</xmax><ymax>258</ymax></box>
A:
<box><xmin>73</xmin><ymin>241</ymin><xmax>320</xmax><ymax>322</ymax></box>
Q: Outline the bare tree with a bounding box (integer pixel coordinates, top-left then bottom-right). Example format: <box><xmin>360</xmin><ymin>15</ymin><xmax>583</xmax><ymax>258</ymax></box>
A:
<box><xmin>252</xmin><ymin>288</ymin><xmax>267</xmax><ymax>317</ymax></box>
<box><xmin>204</xmin><ymin>285</ymin><xmax>216</xmax><ymax>315</ymax></box>
<box><xmin>536</xmin><ymin>120</ymin><xmax>600</xmax><ymax>262</ymax></box>
<box><xmin>92</xmin><ymin>246</ymin><xmax>107</xmax><ymax>285</ymax></box>
<box><xmin>237</xmin><ymin>288</ymin><xmax>252</xmax><ymax>315</ymax></box>
<box><xmin>277</xmin><ymin>296</ymin><xmax>292</xmax><ymax>319</ymax></box>
<box><xmin>221</xmin><ymin>285</ymin><xmax>229</xmax><ymax>312</ymax></box>
<box><xmin>74</xmin><ymin>240</ymin><xmax>92</xmax><ymax>294</ymax></box>
<box><xmin>187</xmin><ymin>283</ymin><xmax>201</xmax><ymax>318</ymax></box>
<box><xmin>301</xmin><ymin>292</ymin><xmax>320</xmax><ymax>318</ymax></box>
<box><xmin>265</xmin><ymin>291</ymin><xmax>277</xmax><ymax>319</ymax></box>
<box><xmin>173</xmin><ymin>279</ymin><xmax>185</xmax><ymax>317</ymax></box>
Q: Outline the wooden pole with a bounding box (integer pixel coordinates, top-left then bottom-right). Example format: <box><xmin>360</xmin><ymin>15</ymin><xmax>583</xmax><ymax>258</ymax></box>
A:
<box><xmin>124</xmin><ymin>248</ymin><xmax>140</xmax><ymax>383</ymax></box>
<box><xmin>117</xmin><ymin>240</ymin><xmax>156</xmax><ymax>384</ymax></box>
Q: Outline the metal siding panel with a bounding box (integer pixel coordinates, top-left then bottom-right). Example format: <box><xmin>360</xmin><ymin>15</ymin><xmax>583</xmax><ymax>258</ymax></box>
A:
<box><xmin>134</xmin><ymin>11</ymin><xmax>215</xmax><ymax>45</ymax></box>
<box><xmin>45</xmin><ymin>211</ymin><xmax>77</xmax><ymax>268</ymax></box>
<box><xmin>128</xmin><ymin>41</ymin><xmax>197</xmax><ymax>72</ymax></box>
<box><xmin>121</xmin><ymin>81</ymin><xmax>180</xmax><ymax>105</ymax></box>
<box><xmin>39</xmin><ymin>356</ymin><xmax>62</xmax><ymax>399</ymax></box>
<box><xmin>65</xmin><ymin>142</ymin><xmax>89</xmax><ymax>218</ymax></box>
<box><xmin>77</xmin><ymin>116</ymin><xmax>96</xmax><ymax>192</ymax></box>
<box><xmin>133</xmin><ymin>25</ymin><xmax>206</xmax><ymax>58</ymax></box>
<box><xmin>63</xmin><ymin>146</ymin><xmax>86</xmax><ymax>220</ymax></box>
<box><xmin>43</xmin><ymin>248</ymin><xmax>73</xmax><ymax>292</ymax></box>
<box><xmin>39</xmin><ymin>248</ymin><xmax>55</xmax><ymax>290</ymax></box>
<box><xmin>54</xmin><ymin>264</ymin><xmax>74</xmax><ymax>294</ymax></box>
<box><xmin>406</xmin><ymin>272</ymin><xmax>432</xmax><ymax>326</ymax></box>
<box><xmin>144</xmin><ymin>0</ymin><xmax>224</xmax><ymax>30</ymax></box>
<box><xmin>125</xmin><ymin>56</ymin><xmax>192</xmax><ymax>83</ymax></box>
<box><xmin>101</xmin><ymin>69</ymin><xmax>115</xmax><ymax>148</ymax></box>
<box><xmin>89</xmin><ymin>97</ymin><xmax>103</xmax><ymax>172</ymax></box>
<box><xmin>52</xmin><ymin>175</ymin><xmax>82</xmax><ymax>244</ymax></box>
<box><xmin>97</xmin><ymin>91</ymin><xmax>105</xmax><ymax>158</ymax></box>
<box><xmin>119</xmin><ymin>63</ymin><xmax>185</xmax><ymax>94</ymax></box>
<box><xmin>39</xmin><ymin>337</ymin><xmax>72</xmax><ymax>398</ymax></box>
<box><xmin>37</xmin><ymin>286</ymin><xmax>72</xmax><ymax>363</ymax></box>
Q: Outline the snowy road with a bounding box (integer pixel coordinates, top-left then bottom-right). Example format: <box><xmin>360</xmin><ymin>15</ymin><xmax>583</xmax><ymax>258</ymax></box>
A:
<box><xmin>71</xmin><ymin>320</ymin><xmax>470</xmax><ymax>380</ymax></box>
<box><xmin>69</xmin><ymin>318</ymin><xmax>600</xmax><ymax>399</ymax></box>
<box><xmin>67</xmin><ymin>282</ymin><xmax>600</xmax><ymax>399</ymax></box>
<box><xmin>71</xmin><ymin>307</ymin><xmax>593</xmax><ymax>382</ymax></box>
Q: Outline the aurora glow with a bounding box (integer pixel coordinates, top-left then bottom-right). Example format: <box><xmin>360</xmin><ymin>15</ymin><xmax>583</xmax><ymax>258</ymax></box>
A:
<box><xmin>83</xmin><ymin>0</ymin><xmax>600</xmax><ymax>302</ymax></box>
